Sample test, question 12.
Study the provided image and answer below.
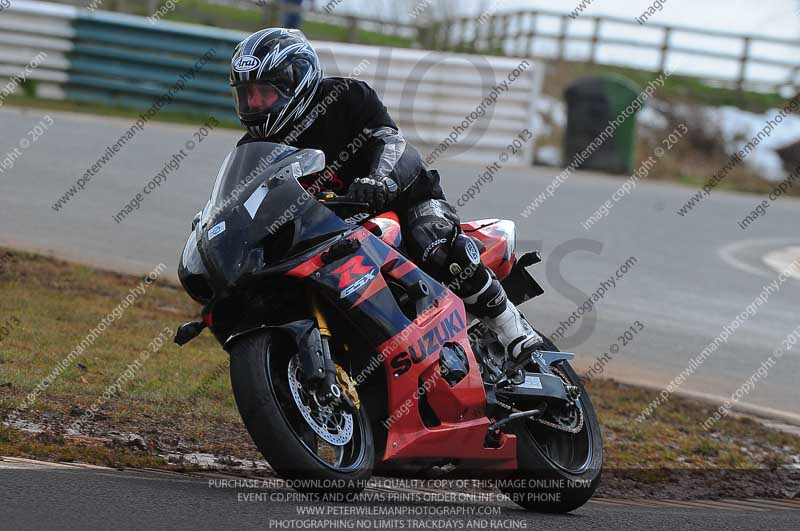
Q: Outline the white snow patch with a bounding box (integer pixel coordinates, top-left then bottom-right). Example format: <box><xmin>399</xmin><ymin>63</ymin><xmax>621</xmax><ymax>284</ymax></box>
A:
<box><xmin>638</xmin><ymin>105</ymin><xmax>669</xmax><ymax>130</ymax></box>
<box><xmin>536</xmin><ymin>145</ymin><xmax>561</xmax><ymax>166</ymax></box>
<box><xmin>3</xmin><ymin>418</ymin><xmax>45</xmax><ymax>434</ymax></box>
<box><xmin>163</xmin><ymin>452</ymin><xmax>272</xmax><ymax>471</ymax></box>
<box><xmin>705</xmin><ymin>105</ymin><xmax>800</xmax><ymax>181</ymax></box>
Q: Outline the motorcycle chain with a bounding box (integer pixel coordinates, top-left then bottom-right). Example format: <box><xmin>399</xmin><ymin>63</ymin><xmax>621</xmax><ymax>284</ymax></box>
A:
<box><xmin>534</xmin><ymin>365</ymin><xmax>584</xmax><ymax>434</ymax></box>
<box><xmin>535</xmin><ymin>406</ymin><xmax>584</xmax><ymax>434</ymax></box>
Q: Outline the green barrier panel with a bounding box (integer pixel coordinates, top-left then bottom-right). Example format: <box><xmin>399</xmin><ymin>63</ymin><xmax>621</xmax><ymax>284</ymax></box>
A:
<box><xmin>64</xmin><ymin>12</ymin><xmax>243</xmax><ymax>120</ymax></box>
<box><xmin>72</xmin><ymin>43</ymin><xmax>230</xmax><ymax>76</ymax></box>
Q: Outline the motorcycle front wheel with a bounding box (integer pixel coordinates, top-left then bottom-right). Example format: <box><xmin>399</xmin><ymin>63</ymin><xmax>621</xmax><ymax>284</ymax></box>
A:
<box><xmin>229</xmin><ymin>330</ymin><xmax>374</xmax><ymax>496</ymax></box>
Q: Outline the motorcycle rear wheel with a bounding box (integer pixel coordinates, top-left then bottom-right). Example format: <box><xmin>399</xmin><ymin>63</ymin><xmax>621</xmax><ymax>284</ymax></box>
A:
<box><xmin>498</xmin><ymin>333</ymin><xmax>603</xmax><ymax>513</ymax></box>
<box><xmin>229</xmin><ymin>330</ymin><xmax>374</xmax><ymax>496</ymax></box>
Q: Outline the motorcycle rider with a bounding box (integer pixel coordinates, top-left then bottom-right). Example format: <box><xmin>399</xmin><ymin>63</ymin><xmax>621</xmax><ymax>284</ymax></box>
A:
<box><xmin>229</xmin><ymin>28</ymin><xmax>544</xmax><ymax>360</ymax></box>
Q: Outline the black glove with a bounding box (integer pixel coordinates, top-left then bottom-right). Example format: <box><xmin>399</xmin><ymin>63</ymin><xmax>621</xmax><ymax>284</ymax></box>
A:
<box><xmin>346</xmin><ymin>176</ymin><xmax>399</xmax><ymax>212</ymax></box>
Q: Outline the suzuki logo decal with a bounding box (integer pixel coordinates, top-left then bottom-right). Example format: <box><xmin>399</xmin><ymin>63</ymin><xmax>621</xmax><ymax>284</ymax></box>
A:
<box><xmin>389</xmin><ymin>310</ymin><xmax>466</xmax><ymax>376</ymax></box>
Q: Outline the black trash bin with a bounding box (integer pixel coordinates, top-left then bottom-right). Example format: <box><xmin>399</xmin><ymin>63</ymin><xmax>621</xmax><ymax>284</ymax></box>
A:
<box><xmin>563</xmin><ymin>76</ymin><xmax>641</xmax><ymax>175</ymax></box>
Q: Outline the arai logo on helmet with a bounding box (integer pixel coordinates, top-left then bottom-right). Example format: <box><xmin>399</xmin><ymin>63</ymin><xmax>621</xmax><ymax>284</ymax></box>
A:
<box><xmin>233</xmin><ymin>55</ymin><xmax>261</xmax><ymax>72</ymax></box>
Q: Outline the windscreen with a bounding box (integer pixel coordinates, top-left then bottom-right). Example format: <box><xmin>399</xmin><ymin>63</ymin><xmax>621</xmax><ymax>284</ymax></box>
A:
<box><xmin>196</xmin><ymin>141</ymin><xmax>347</xmax><ymax>294</ymax></box>
<box><xmin>207</xmin><ymin>142</ymin><xmax>298</xmax><ymax>215</ymax></box>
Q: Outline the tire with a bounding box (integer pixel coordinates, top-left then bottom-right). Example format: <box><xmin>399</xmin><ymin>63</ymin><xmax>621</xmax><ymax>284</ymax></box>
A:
<box><xmin>229</xmin><ymin>330</ymin><xmax>374</xmax><ymax>496</ymax></box>
<box><xmin>499</xmin><ymin>333</ymin><xmax>603</xmax><ymax>513</ymax></box>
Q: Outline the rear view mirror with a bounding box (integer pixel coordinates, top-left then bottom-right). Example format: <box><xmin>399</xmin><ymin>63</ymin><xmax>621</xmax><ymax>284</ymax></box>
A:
<box><xmin>174</xmin><ymin>321</ymin><xmax>206</xmax><ymax>346</ymax></box>
<box><xmin>296</xmin><ymin>148</ymin><xmax>326</xmax><ymax>175</ymax></box>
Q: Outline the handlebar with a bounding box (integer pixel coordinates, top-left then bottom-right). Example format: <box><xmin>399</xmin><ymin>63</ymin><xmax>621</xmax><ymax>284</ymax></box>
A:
<box><xmin>316</xmin><ymin>192</ymin><xmax>370</xmax><ymax>211</ymax></box>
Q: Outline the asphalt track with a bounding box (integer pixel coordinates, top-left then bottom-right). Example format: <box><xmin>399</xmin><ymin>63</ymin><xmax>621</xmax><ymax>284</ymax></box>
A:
<box><xmin>2</xmin><ymin>458</ymin><xmax>800</xmax><ymax>531</ymax></box>
<box><xmin>0</xmin><ymin>105</ymin><xmax>798</xmax><ymax>422</ymax></box>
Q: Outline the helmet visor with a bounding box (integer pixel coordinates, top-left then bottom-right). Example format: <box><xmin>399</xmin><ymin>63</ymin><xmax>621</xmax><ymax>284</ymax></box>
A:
<box><xmin>232</xmin><ymin>82</ymin><xmax>292</xmax><ymax>117</ymax></box>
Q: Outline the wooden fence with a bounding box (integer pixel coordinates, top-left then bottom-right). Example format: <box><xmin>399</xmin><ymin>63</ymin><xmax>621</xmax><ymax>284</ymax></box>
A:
<box><xmin>429</xmin><ymin>8</ymin><xmax>800</xmax><ymax>95</ymax></box>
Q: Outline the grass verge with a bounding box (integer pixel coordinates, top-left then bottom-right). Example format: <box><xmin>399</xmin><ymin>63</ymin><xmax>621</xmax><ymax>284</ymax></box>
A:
<box><xmin>1</xmin><ymin>95</ymin><xmax>241</xmax><ymax>130</ymax></box>
<box><xmin>543</xmin><ymin>61</ymin><xmax>787</xmax><ymax>114</ymax></box>
<box><xmin>1</xmin><ymin>248</ymin><xmax>798</xmax><ymax>495</ymax></box>
<box><xmin>164</xmin><ymin>1</ymin><xmax>415</xmax><ymax>48</ymax></box>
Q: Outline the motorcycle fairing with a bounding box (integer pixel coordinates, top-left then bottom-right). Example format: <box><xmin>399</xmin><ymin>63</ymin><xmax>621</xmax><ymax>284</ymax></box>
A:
<box><xmin>363</xmin><ymin>212</ymin><xmax>402</xmax><ymax>248</ymax></box>
<box><xmin>286</xmin><ymin>226</ymin><xmax>442</xmax><ymax>347</ymax></box>
<box><xmin>285</xmin><ymin>225</ymin><xmax>517</xmax><ymax>468</ymax></box>
<box><xmin>374</xmin><ymin>290</ymin><xmax>516</xmax><ymax>466</ymax></box>
<box><xmin>462</xmin><ymin>219</ymin><xmax>516</xmax><ymax>280</ymax></box>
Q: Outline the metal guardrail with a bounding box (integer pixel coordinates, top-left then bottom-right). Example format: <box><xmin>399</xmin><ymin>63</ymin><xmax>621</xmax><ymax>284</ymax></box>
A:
<box><xmin>0</xmin><ymin>1</ymin><xmax>239</xmax><ymax>115</ymax></box>
<box><xmin>0</xmin><ymin>1</ymin><xmax>542</xmax><ymax>165</ymax></box>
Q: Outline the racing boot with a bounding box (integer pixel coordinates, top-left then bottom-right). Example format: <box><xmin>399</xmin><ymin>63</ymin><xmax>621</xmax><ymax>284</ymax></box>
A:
<box><xmin>462</xmin><ymin>270</ymin><xmax>544</xmax><ymax>360</ymax></box>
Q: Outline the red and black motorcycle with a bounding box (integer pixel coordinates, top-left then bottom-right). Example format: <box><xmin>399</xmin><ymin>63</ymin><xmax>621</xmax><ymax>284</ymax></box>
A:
<box><xmin>176</xmin><ymin>142</ymin><xmax>602</xmax><ymax>512</ymax></box>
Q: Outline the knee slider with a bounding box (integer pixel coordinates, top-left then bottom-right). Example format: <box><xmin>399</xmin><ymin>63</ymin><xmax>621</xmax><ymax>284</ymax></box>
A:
<box><xmin>443</xmin><ymin>234</ymin><xmax>492</xmax><ymax>297</ymax></box>
<box><xmin>447</xmin><ymin>233</ymin><xmax>482</xmax><ymax>279</ymax></box>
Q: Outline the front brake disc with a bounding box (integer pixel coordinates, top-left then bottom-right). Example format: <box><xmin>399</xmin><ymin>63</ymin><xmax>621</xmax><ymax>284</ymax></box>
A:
<box><xmin>287</xmin><ymin>356</ymin><xmax>353</xmax><ymax>446</ymax></box>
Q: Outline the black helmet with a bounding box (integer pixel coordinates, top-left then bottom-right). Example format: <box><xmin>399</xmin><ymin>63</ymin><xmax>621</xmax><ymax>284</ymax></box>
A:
<box><xmin>230</xmin><ymin>28</ymin><xmax>323</xmax><ymax>139</ymax></box>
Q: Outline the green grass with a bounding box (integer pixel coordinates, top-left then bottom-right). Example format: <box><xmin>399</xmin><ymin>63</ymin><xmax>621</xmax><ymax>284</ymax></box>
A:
<box><xmin>599</xmin><ymin>64</ymin><xmax>785</xmax><ymax>113</ymax></box>
<box><xmin>545</xmin><ymin>61</ymin><xmax>787</xmax><ymax>114</ymax></box>
<box><xmin>2</xmin><ymin>248</ymin><xmax>799</xmax><ymax>472</ymax></box>
<box><xmin>0</xmin><ymin>248</ymin><xmax>250</xmax><ymax>462</ymax></box>
<box><xmin>0</xmin><ymin>250</ymin><xmax>226</xmax><ymax>406</ymax></box>
<box><xmin>589</xmin><ymin>379</ymin><xmax>800</xmax><ymax>469</ymax></box>
<box><xmin>162</xmin><ymin>0</ymin><xmax>415</xmax><ymax>48</ymax></box>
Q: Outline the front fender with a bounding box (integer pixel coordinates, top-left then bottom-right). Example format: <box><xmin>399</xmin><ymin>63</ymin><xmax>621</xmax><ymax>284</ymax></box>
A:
<box><xmin>224</xmin><ymin>319</ymin><xmax>324</xmax><ymax>380</ymax></box>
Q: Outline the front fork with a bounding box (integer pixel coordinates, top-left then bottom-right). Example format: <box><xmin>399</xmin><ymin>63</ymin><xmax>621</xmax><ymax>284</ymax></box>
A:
<box><xmin>308</xmin><ymin>290</ymin><xmax>358</xmax><ymax>410</ymax></box>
